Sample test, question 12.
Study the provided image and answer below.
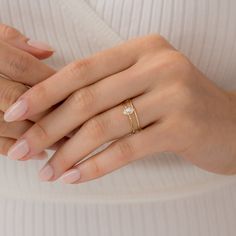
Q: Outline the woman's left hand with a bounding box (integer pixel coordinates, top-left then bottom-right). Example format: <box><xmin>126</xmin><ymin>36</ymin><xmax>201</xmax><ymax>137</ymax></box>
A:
<box><xmin>4</xmin><ymin>35</ymin><xmax>236</xmax><ymax>183</ymax></box>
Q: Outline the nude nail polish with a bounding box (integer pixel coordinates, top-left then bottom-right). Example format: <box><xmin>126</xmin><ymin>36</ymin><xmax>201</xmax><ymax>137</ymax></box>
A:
<box><xmin>39</xmin><ymin>164</ymin><xmax>54</xmax><ymax>181</ymax></box>
<box><xmin>59</xmin><ymin>169</ymin><xmax>81</xmax><ymax>184</ymax></box>
<box><xmin>7</xmin><ymin>139</ymin><xmax>29</xmax><ymax>160</ymax></box>
<box><xmin>27</xmin><ymin>39</ymin><xmax>54</xmax><ymax>52</ymax></box>
<box><xmin>4</xmin><ymin>99</ymin><xmax>28</xmax><ymax>122</ymax></box>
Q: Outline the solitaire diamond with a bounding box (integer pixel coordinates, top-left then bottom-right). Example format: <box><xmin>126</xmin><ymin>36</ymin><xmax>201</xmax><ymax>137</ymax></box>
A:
<box><xmin>123</xmin><ymin>106</ymin><xmax>134</xmax><ymax>115</ymax></box>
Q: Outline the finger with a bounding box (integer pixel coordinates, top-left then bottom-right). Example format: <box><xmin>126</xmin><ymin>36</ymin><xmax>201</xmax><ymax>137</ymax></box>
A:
<box><xmin>19</xmin><ymin>151</ymin><xmax>48</xmax><ymax>161</ymax></box>
<box><xmin>0</xmin><ymin>137</ymin><xmax>47</xmax><ymax>160</ymax></box>
<box><xmin>0</xmin><ymin>40</ymin><xmax>55</xmax><ymax>86</ymax></box>
<box><xmin>30</xmin><ymin>152</ymin><xmax>48</xmax><ymax>160</ymax></box>
<box><xmin>48</xmin><ymin>137</ymin><xmax>69</xmax><ymax>151</ymax></box>
<box><xmin>59</xmin><ymin>123</ymin><xmax>169</xmax><ymax>184</ymax></box>
<box><xmin>6</xmin><ymin>36</ymin><xmax>152</xmax><ymax>119</ymax></box>
<box><xmin>0</xmin><ymin>136</ymin><xmax>48</xmax><ymax>160</ymax></box>
<box><xmin>0</xmin><ymin>24</ymin><xmax>54</xmax><ymax>59</ymax></box>
<box><xmin>0</xmin><ymin>111</ymin><xmax>33</xmax><ymax>139</ymax></box>
<box><xmin>37</xmin><ymin>91</ymin><xmax>162</xmax><ymax>180</ymax></box>
<box><xmin>0</xmin><ymin>77</ymin><xmax>49</xmax><ymax>123</ymax></box>
<box><xmin>8</xmin><ymin>63</ymin><xmax>153</xmax><ymax>158</ymax></box>
<box><xmin>0</xmin><ymin>137</ymin><xmax>16</xmax><ymax>155</ymax></box>
<box><xmin>0</xmin><ymin>77</ymin><xmax>28</xmax><ymax>111</ymax></box>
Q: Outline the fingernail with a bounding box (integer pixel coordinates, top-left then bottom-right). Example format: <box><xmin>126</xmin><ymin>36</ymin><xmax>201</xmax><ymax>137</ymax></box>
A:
<box><xmin>4</xmin><ymin>99</ymin><xmax>28</xmax><ymax>122</ymax></box>
<box><xmin>39</xmin><ymin>164</ymin><xmax>54</xmax><ymax>181</ymax></box>
<box><xmin>27</xmin><ymin>39</ymin><xmax>54</xmax><ymax>52</ymax></box>
<box><xmin>8</xmin><ymin>139</ymin><xmax>29</xmax><ymax>160</ymax></box>
<box><xmin>32</xmin><ymin>152</ymin><xmax>48</xmax><ymax>160</ymax></box>
<box><xmin>59</xmin><ymin>169</ymin><xmax>80</xmax><ymax>184</ymax></box>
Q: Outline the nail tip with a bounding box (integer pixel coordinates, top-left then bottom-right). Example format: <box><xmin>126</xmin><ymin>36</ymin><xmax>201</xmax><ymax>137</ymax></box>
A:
<box><xmin>3</xmin><ymin>116</ymin><xmax>9</xmax><ymax>122</ymax></box>
<box><xmin>38</xmin><ymin>174</ymin><xmax>50</xmax><ymax>182</ymax></box>
<box><xmin>27</xmin><ymin>39</ymin><xmax>54</xmax><ymax>52</ymax></box>
<box><xmin>58</xmin><ymin>178</ymin><xmax>68</xmax><ymax>184</ymax></box>
<box><xmin>3</xmin><ymin>99</ymin><xmax>28</xmax><ymax>122</ymax></box>
<box><xmin>39</xmin><ymin>164</ymin><xmax>54</xmax><ymax>181</ymax></box>
<box><xmin>7</xmin><ymin>139</ymin><xmax>29</xmax><ymax>160</ymax></box>
<box><xmin>3</xmin><ymin>113</ymin><xmax>14</xmax><ymax>122</ymax></box>
<box><xmin>59</xmin><ymin>169</ymin><xmax>81</xmax><ymax>184</ymax></box>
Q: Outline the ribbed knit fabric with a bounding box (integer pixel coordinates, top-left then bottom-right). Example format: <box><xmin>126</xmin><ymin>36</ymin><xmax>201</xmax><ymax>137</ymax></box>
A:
<box><xmin>0</xmin><ymin>0</ymin><xmax>236</xmax><ymax>235</ymax></box>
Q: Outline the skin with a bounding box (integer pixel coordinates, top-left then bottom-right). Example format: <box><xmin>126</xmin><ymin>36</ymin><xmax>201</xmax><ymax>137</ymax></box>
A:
<box><xmin>0</xmin><ymin>24</ymin><xmax>57</xmax><ymax>158</ymax></box>
<box><xmin>5</xmin><ymin>34</ymin><xmax>236</xmax><ymax>184</ymax></box>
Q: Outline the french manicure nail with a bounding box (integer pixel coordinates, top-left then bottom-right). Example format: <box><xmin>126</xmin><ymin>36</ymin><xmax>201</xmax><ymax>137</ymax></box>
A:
<box><xmin>39</xmin><ymin>164</ymin><xmax>54</xmax><ymax>181</ymax></box>
<box><xmin>59</xmin><ymin>169</ymin><xmax>80</xmax><ymax>184</ymax></box>
<box><xmin>4</xmin><ymin>99</ymin><xmax>28</xmax><ymax>122</ymax></box>
<box><xmin>8</xmin><ymin>139</ymin><xmax>29</xmax><ymax>160</ymax></box>
<box><xmin>27</xmin><ymin>39</ymin><xmax>54</xmax><ymax>52</ymax></box>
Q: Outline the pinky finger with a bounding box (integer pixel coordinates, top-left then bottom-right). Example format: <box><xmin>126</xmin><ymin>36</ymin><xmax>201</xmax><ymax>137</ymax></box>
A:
<box><xmin>59</xmin><ymin>122</ymin><xmax>169</xmax><ymax>184</ymax></box>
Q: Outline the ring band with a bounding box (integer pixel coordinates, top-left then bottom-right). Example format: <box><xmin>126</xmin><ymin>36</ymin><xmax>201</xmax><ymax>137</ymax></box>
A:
<box><xmin>122</xmin><ymin>99</ymin><xmax>142</xmax><ymax>134</ymax></box>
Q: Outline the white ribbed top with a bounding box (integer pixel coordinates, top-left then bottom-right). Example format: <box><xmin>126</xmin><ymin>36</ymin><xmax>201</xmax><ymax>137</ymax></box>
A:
<box><xmin>0</xmin><ymin>0</ymin><xmax>236</xmax><ymax>235</ymax></box>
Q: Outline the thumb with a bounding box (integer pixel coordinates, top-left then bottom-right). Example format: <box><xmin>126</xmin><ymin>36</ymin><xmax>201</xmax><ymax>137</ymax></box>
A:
<box><xmin>0</xmin><ymin>24</ymin><xmax>54</xmax><ymax>59</ymax></box>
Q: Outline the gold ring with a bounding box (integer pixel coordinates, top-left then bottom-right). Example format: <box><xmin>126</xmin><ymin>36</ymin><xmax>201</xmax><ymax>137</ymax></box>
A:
<box><xmin>122</xmin><ymin>99</ymin><xmax>142</xmax><ymax>134</ymax></box>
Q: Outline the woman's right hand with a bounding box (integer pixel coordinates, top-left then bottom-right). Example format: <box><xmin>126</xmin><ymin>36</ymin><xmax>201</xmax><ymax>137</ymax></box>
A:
<box><xmin>0</xmin><ymin>24</ymin><xmax>55</xmax><ymax>158</ymax></box>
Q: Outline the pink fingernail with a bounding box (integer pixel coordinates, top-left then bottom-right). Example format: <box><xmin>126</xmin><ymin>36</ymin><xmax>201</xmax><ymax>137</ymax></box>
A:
<box><xmin>7</xmin><ymin>139</ymin><xmax>29</xmax><ymax>160</ymax></box>
<box><xmin>59</xmin><ymin>169</ymin><xmax>80</xmax><ymax>184</ymax></box>
<box><xmin>27</xmin><ymin>39</ymin><xmax>54</xmax><ymax>52</ymax></box>
<box><xmin>4</xmin><ymin>99</ymin><xmax>28</xmax><ymax>122</ymax></box>
<box><xmin>39</xmin><ymin>164</ymin><xmax>54</xmax><ymax>181</ymax></box>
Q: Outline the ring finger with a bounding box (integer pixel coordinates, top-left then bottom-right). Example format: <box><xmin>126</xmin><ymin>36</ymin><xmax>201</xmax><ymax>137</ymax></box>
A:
<box><xmin>38</xmin><ymin>91</ymin><xmax>164</xmax><ymax>181</ymax></box>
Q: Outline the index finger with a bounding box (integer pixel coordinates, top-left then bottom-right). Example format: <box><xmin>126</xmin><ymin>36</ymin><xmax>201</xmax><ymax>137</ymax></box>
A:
<box><xmin>0</xmin><ymin>40</ymin><xmax>55</xmax><ymax>86</ymax></box>
<box><xmin>0</xmin><ymin>24</ymin><xmax>54</xmax><ymax>60</ymax></box>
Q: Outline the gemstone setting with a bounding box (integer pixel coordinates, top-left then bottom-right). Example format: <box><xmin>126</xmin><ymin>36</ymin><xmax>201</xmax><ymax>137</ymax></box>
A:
<box><xmin>123</xmin><ymin>106</ymin><xmax>134</xmax><ymax>115</ymax></box>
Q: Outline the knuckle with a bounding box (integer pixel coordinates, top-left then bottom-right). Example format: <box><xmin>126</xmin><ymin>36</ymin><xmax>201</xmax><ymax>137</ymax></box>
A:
<box><xmin>8</xmin><ymin>53</ymin><xmax>31</xmax><ymax>77</ymax></box>
<box><xmin>170</xmin><ymin>77</ymin><xmax>194</xmax><ymax>104</ymax></box>
<box><xmin>0</xmin><ymin>83</ymin><xmax>28</xmax><ymax>109</ymax></box>
<box><xmin>154</xmin><ymin>51</ymin><xmax>191</xmax><ymax>73</ymax></box>
<box><xmin>141</xmin><ymin>34</ymin><xmax>171</xmax><ymax>52</ymax></box>
<box><xmin>68</xmin><ymin>87</ymin><xmax>95</xmax><ymax>113</ymax></box>
<box><xmin>155</xmin><ymin>53</ymin><xmax>195</xmax><ymax>101</ymax></box>
<box><xmin>67</xmin><ymin>59</ymin><xmax>92</xmax><ymax>82</ymax></box>
<box><xmin>0</xmin><ymin>24</ymin><xmax>19</xmax><ymax>40</ymax></box>
<box><xmin>167</xmin><ymin>51</ymin><xmax>193</xmax><ymax>73</ymax></box>
<box><xmin>146</xmin><ymin>34</ymin><xmax>166</xmax><ymax>44</ymax></box>
<box><xmin>172</xmin><ymin>76</ymin><xmax>190</xmax><ymax>93</ymax></box>
<box><xmin>115</xmin><ymin>140</ymin><xmax>135</xmax><ymax>162</ymax></box>
<box><xmin>85</xmin><ymin>116</ymin><xmax>107</xmax><ymax>139</ymax></box>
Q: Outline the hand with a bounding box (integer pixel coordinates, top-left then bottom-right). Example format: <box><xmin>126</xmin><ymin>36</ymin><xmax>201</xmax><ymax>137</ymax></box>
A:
<box><xmin>5</xmin><ymin>35</ymin><xmax>236</xmax><ymax>184</ymax></box>
<box><xmin>0</xmin><ymin>24</ymin><xmax>56</xmax><ymax>158</ymax></box>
